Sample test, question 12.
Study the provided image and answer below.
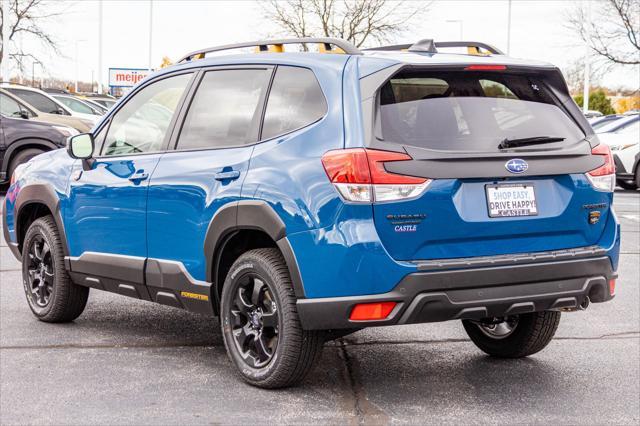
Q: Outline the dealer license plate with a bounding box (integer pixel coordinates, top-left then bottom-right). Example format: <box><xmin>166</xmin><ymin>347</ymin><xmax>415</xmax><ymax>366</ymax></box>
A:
<box><xmin>485</xmin><ymin>183</ymin><xmax>538</xmax><ymax>218</ymax></box>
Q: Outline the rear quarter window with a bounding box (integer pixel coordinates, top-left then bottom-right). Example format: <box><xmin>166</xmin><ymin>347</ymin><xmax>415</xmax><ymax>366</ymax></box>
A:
<box><xmin>261</xmin><ymin>66</ymin><xmax>327</xmax><ymax>140</ymax></box>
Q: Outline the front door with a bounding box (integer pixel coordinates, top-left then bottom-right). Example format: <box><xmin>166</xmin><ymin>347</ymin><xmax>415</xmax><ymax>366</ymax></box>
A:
<box><xmin>65</xmin><ymin>72</ymin><xmax>194</xmax><ymax>262</ymax></box>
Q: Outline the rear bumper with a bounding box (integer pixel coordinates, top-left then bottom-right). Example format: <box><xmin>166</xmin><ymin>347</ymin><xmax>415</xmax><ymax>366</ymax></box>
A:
<box><xmin>297</xmin><ymin>255</ymin><xmax>615</xmax><ymax>330</ymax></box>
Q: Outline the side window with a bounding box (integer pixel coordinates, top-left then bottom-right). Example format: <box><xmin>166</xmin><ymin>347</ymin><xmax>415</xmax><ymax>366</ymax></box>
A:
<box><xmin>0</xmin><ymin>94</ymin><xmax>25</xmax><ymax>117</ymax></box>
<box><xmin>93</xmin><ymin>121</ymin><xmax>109</xmax><ymax>153</ymax></box>
<box><xmin>261</xmin><ymin>66</ymin><xmax>327</xmax><ymax>140</ymax></box>
<box><xmin>177</xmin><ymin>69</ymin><xmax>271</xmax><ymax>150</ymax></box>
<box><xmin>8</xmin><ymin>89</ymin><xmax>61</xmax><ymax>114</ymax></box>
<box><xmin>102</xmin><ymin>73</ymin><xmax>192</xmax><ymax>156</ymax></box>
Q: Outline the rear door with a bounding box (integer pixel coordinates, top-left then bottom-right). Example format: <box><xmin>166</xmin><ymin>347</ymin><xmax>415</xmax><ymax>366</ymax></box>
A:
<box><xmin>367</xmin><ymin>67</ymin><xmax>611</xmax><ymax>261</ymax></box>
<box><xmin>146</xmin><ymin>66</ymin><xmax>273</xmax><ymax>283</ymax></box>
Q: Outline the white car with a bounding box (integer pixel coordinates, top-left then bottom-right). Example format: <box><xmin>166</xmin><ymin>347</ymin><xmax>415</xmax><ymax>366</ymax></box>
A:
<box><xmin>597</xmin><ymin>115</ymin><xmax>640</xmax><ymax>190</ymax></box>
<box><xmin>52</xmin><ymin>94</ymin><xmax>105</xmax><ymax>116</ymax></box>
<box><xmin>1</xmin><ymin>84</ymin><xmax>99</xmax><ymax>125</ymax></box>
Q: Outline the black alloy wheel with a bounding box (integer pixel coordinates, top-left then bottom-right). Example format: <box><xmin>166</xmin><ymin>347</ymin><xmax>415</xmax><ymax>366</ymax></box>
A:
<box><xmin>21</xmin><ymin>215</ymin><xmax>89</xmax><ymax>322</ymax></box>
<box><xmin>230</xmin><ymin>274</ymin><xmax>280</xmax><ymax>368</ymax></box>
<box><xmin>25</xmin><ymin>235</ymin><xmax>55</xmax><ymax>308</ymax></box>
<box><xmin>220</xmin><ymin>248</ymin><xmax>324</xmax><ymax>388</ymax></box>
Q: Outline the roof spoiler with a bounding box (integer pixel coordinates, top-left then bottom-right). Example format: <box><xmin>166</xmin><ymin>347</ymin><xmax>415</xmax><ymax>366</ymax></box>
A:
<box><xmin>178</xmin><ymin>37</ymin><xmax>362</xmax><ymax>63</ymax></box>
<box><xmin>364</xmin><ymin>40</ymin><xmax>504</xmax><ymax>55</ymax></box>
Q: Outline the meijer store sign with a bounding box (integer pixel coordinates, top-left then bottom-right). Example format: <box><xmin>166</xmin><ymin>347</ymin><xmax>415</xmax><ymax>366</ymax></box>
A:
<box><xmin>108</xmin><ymin>68</ymin><xmax>152</xmax><ymax>88</ymax></box>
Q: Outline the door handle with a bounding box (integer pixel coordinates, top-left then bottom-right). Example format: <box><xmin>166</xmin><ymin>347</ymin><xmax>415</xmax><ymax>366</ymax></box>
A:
<box><xmin>214</xmin><ymin>170</ymin><xmax>241</xmax><ymax>181</ymax></box>
<box><xmin>128</xmin><ymin>171</ymin><xmax>149</xmax><ymax>182</ymax></box>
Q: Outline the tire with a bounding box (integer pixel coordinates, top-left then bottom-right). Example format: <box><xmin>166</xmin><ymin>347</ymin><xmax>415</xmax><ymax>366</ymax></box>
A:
<box><xmin>8</xmin><ymin>148</ymin><xmax>45</xmax><ymax>181</ymax></box>
<box><xmin>220</xmin><ymin>248</ymin><xmax>324</xmax><ymax>388</ymax></box>
<box><xmin>617</xmin><ymin>179</ymin><xmax>638</xmax><ymax>190</ymax></box>
<box><xmin>22</xmin><ymin>215</ymin><xmax>89</xmax><ymax>322</ymax></box>
<box><xmin>462</xmin><ymin>311</ymin><xmax>560</xmax><ymax>358</ymax></box>
<box><xmin>636</xmin><ymin>165</ymin><xmax>640</xmax><ymax>189</ymax></box>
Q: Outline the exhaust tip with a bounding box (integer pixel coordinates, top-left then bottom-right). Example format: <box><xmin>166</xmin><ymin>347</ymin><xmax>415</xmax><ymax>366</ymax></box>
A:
<box><xmin>579</xmin><ymin>296</ymin><xmax>590</xmax><ymax>311</ymax></box>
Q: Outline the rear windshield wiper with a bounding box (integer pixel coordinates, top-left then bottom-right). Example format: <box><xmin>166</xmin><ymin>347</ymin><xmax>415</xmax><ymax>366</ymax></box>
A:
<box><xmin>498</xmin><ymin>136</ymin><xmax>565</xmax><ymax>150</ymax></box>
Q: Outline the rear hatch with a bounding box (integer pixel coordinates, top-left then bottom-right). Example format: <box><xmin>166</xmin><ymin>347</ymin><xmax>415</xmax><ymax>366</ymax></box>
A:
<box><xmin>366</xmin><ymin>66</ymin><xmax>614</xmax><ymax>261</ymax></box>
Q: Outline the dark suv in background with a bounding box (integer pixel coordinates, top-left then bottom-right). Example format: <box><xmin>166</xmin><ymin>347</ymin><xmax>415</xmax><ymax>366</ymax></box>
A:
<box><xmin>0</xmin><ymin>109</ymin><xmax>77</xmax><ymax>182</ymax></box>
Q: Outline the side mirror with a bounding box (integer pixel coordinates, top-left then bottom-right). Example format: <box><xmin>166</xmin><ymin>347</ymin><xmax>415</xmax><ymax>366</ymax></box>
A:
<box><xmin>67</xmin><ymin>133</ymin><xmax>94</xmax><ymax>159</ymax></box>
<box><xmin>19</xmin><ymin>110</ymin><xmax>29</xmax><ymax>119</ymax></box>
<box><xmin>56</xmin><ymin>108</ymin><xmax>66</xmax><ymax>115</ymax></box>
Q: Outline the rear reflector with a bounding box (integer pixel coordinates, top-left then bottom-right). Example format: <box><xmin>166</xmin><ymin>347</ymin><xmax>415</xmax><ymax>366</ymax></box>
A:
<box><xmin>464</xmin><ymin>65</ymin><xmax>507</xmax><ymax>71</ymax></box>
<box><xmin>609</xmin><ymin>279</ymin><xmax>616</xmax><ymax>296</ymax></box>
<box><xmin>350</xmin><ymin>302</ymin><xmax>397</xmax><ymax>321</ymax></box>
<box><xmin>321</xmin><ymin>148</ymin><xmax>432</xmax><ymax>203</ymax></box>
<box><xmin>586</xmin><ymin>143</ymin><xmax>615</xmax><ymax>192</ymax></box>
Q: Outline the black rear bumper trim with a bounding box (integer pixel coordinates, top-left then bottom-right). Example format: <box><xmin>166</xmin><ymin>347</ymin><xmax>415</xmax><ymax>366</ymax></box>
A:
<box><xmin>413</xmin><ymin>245</ymin><xmax>606</xmax><ymax>271</ymax></box>
<box><xmin>297</xmin><ymin>256</ymin><xmax>614</xmax><ymax>330</ymax></box>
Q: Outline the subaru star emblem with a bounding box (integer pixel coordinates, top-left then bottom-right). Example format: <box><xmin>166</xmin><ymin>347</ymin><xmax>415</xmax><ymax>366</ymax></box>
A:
<box><xmin>505</xmin><ymin>159</ymin><xmax>528</xmax><ymax>174</ymax></box>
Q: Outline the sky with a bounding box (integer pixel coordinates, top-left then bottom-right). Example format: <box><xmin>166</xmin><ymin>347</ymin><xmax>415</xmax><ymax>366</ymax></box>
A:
<box><xmin>5</xmin><ymin>0</ymin><xmax>639</xmax><ymax>91</ymax></box>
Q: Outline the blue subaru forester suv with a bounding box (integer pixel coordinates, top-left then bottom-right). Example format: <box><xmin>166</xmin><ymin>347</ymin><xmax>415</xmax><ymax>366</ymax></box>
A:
<box><xmin>3</xmin><ymin>38</ymin><xmax>620</xmax><ymax>388</ymax></box>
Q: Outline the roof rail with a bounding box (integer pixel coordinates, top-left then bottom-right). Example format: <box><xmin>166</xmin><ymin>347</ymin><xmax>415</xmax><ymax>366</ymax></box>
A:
<box><xmin>178</xmin><ymin>37</ymin><xmax>362</xmax><ymax>63</ymax></box>
<box><xmin>363</xmin><ymin>40</ymin><xmax>504</xmax><ymax>55</ymax></box>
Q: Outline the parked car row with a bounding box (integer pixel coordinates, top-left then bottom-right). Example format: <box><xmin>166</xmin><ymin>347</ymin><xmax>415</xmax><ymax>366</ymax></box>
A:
<box><xmin>589</xmin><ymin>113</ymin><xmax>639</xmax><ymax>190</ymax></box>
<box><xmin>0</xmin><ymin>84</ymin><xmax>117</xmax><ymax>182</ymax></box>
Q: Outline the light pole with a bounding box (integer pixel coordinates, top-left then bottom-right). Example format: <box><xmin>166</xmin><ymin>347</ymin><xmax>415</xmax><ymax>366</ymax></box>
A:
<box><xmin>98</xmin><ymin>0</ymin><xmax>103</xmax><ymax>94</ymax></box>
<box><xmin>506</xmin><ymin>0</ymin><xmax>512</xmax><ymax>55</ymax></box>
<box><xmin>446</xmin><ymin>20</ymin><xmax>464</xmax><ymax>40</ymax></box>
<box><xmin>75</xmin><ymin>39</ymin><xmax>87</xmax><ymax>93</ymax></box>
<box><xmin>148</xmin><ymin>0</ymin><xmax>153</xmax><ymax>71</ymax></box>
<box><xmin>582</xmin><ymin>0</ymin><xmax>592</xmax><ymax>113</ymax></box>
<box><xmin>32</xmin><ymin>59</ymin><xmax>42</xmax><ymax>88</ymax></box>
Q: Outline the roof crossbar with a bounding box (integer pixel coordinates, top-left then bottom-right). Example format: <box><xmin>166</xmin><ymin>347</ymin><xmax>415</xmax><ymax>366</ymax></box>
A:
<box><xmin>178</xmin><ymin>37</ymin><xmax>362</xmax><ymax>63</ymax></box>
<box><xmin>363</xmin><ymin>40</ymin><xmax>504</xmax><ymax>55</ymax></box>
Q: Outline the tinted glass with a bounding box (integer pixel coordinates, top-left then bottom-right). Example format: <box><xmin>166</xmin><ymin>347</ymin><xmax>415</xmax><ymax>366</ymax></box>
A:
<box><xmin>7</xmin><ymin>89</ymin><xmax>61</xmax><ymax>114</ymax></box>
<box><xmin>261</xmin><ymin>66</ymin><xmax>327</xmax><ymax>140</ymax></box>
<box><xmin>177</xmin><ymin>69</ymin><xmax>271</xmax><ymax>150</ymax></box>
<box><xmin>379</xmin><ymin>71</ymin><xmax>585</xmax><ymax>152</ymax></box>
<box><xmin>0</xmin><ymin>94</ymin><xmax>25</xmax><ymax>117</ymax></box>
<box><xmin>102</xmin><ymin>73</ymin><xmax>191</xmax><ymax>156</ymax></box>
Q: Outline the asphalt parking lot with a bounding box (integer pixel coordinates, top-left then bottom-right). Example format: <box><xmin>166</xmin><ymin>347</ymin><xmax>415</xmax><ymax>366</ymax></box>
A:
<box><xmin>1</xmin><ymin>190</ymin><xmax>638</xmax><ymax>425</ymax></box>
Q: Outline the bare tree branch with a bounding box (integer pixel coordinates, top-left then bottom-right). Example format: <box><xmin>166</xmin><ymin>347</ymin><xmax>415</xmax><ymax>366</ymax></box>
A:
<box><xmin>1</xmin><ymin>0</ymin><xmax>68</xmax><ymax>74</ymax></box>
<box><xmin>262</xmin><ymin>0</ymin><xmax>430</xmax><ymax>49</ymax></box>
<box><xmin>566</xmin><ymin>0</ymin><xmax>640</xmax><ymax>66</ymax></box>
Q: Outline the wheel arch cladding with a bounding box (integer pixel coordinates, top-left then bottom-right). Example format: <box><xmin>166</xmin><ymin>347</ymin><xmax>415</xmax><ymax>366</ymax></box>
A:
<box><xmin>205</xmin><ymin>200</ymin><xmax>306</xmax><ymax>312</ymax></box>
<box><xmin>14</xmin><ymin>184</ymin><xmax>70</xmax><ymax>257</ymax></box>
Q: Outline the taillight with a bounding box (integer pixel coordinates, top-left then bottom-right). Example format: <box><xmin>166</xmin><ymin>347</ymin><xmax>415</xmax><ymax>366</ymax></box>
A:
<box><xmin>586</xmin><ymin>143</ymin><xmax>615</xmax><ymax>192</ymax></box>
<box><xmin>321</xmin><ymin>148</ymin><xmax>432</xmax><ymax>203</ymax></box>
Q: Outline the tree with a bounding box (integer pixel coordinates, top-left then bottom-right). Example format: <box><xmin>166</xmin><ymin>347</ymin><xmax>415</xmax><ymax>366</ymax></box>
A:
<box><xmin>0</xmin><ymin>0</ymin><xmax>64</xmax><ymax>77</ymax></box>
<box><xmin>564</xmin><ymin>58</ymin><xmax>605</xmax><ymax>94</ymax></box>
<box><xmin>263</xmin><ymin>0</ymin><xmax>429</xmax><ymax>49</ymax></box>
<box><xmin>573</xmin><ymin>90</ymin><xmax>616</xmax><ymax>115</ymax></box>
<box><xmin>567</xmin><ymin>0</ymin><xmax>640</xmax><ymax>66</ymax></box>
<box><xmin>159</xmin><ymin>56</ymin><xmax>172</xmax><ymax>69</ymax></box>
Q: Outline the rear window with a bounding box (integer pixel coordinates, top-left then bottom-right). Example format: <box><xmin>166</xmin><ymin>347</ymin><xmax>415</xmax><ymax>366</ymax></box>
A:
<box><xmin>378</xmin><ymin>71</ymin><xmax>584</xmax><ymax>152</ymax></box>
